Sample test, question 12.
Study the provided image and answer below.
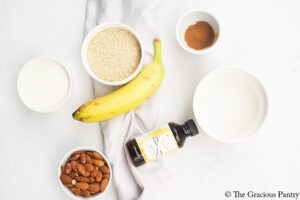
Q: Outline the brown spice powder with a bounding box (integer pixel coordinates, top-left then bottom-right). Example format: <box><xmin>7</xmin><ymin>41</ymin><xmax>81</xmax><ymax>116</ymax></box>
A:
<box><xmin>184</xmin><ymin>21</ymin><xmax>215</xmax><ymax>50</ymax></box>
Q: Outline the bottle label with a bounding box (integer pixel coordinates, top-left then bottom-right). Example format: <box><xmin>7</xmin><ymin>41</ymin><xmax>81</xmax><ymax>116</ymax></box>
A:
<box><xmin>136</xmin><ymin>126</ymin><xmax>179</xmax><ymax>163</ymax></box>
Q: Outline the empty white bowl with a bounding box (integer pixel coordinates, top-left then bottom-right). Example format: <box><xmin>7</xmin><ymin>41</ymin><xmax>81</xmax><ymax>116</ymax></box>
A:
<box><xmin>176</xmin><ymin>10</ymin><xmax>220</xmax><ymax>55</ymax></box>
<box><xmin>58</xmin><ymin>147</ymin><xmax>112</xmax><ymax>200</ymax></box>
<box><xmin>81</xmin><ymin>22</ymin><xmax>144</xmax><ymax>86</ymax></box>
<box><xmin>193</xmin><ymin>68</ymin><xmax>268</xmax><ymax>143</ymax></box>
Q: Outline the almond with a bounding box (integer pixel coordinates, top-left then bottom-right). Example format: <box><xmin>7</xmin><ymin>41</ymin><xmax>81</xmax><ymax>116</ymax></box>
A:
<box><xmin>74</xmin><ymin>188</ymin><xmax>81</xmax><ymax>196</ymax></box>
<box><xmin>75</xmin><ymin>176</ymin><xmax>89</xmax><ymax>183</ymax></box>
<box><xmin>71</xmin><ymin>187</ymin><xmax>81</xmax><ymax>196</ymax></box>
<box><xmin>87</xmin><ymin>151</ymin><xmax>94</xmax><ymax>158</ymax></box>
<box><xmin>61</xmin><ymin>165</ymin><xmax>66</xmax><ymax>174</ymax></box>
<box><xmin>93</xmin><ymin>159</ymin><xmax>105</xmax><ymax>167</ymax></box>
<box><xmin>75</xmin><ymin>182</ymin><xmax>89</xmax><ymax>190</ymax></box>
<box><xmin>71</xmin><ymin>150</ymin><xmax>85</xmax><ymax>156</ymax></box>
<box><xmin>91</xmin><ymin>168</ymin><xmax>98</xmax><ymax>177</ymax></box>
<box><xmin>84</xmin><ymin>171</ymin><xmax>90</xmax><ymax>177</ymax></box>
<box><xmin>65</xmin><ymin>163</ymin><xmax>72</xmax><ymax>174</ymax></box>
<box><xmin>86</xmin><ymin>154</ymin><xmax>93</xmax><ymax>164</ymax></box>
<box><xmin>69</xmin><ymin>153</ymin><xmax>80</xmax><ymax>161</ymax></box>
<box><xmin>60</xmin><ymin>174</ymin><xmax>72</xmax><ymax>184</ymax></box>
<box><xmin>103</xmin><ymin>173</ymin><xmax>110</xmax><ymax>179</ymax></box>
<box><xmin>80</xmin><ymin>152</ymin><xmax>87</xmax><ymax>165</ymax></box>
<box><xmin>93</xmin><ymin>152</ymin><xmax>104</xmax><ymax>160</ymax></box>
<box><xmin>88</xmin><ymin>183</ymin><xmax>100</xmax><ymax>193</ymax></box>
<box><xmin>77</xmin><ymin>163</ymin><xmax>86</xmax><ymax>176</ymax></box>
<box><xmin>95</xmin><ymin>171</ymin><xmax>102</xmax><ymax>182</ymax></box>
<box><xmin>69</xmin><ymin>172</ymin><xmax>78</xmax><ymax>179</ymax></box>
<box><xmin>89</xmin><ymin>177</ymin><xmax>95</xmax><ymax>183</ymax></box>
<box><xmin>63</xmin><ymin>183</ymin><xmax>73</xmax><ymax>188</ymax></box>
<box><xmin>81</xmin><ymin>189</ymin><xmax>91</xmax><ymax>197</ymax></box>
<box><xmin>71</xmin><ymin>161</ymin><xmax>79</xmax><ymax>173</ymax></box>
<box><xmin>100</xmin><ymin>178</ymin><xmax>109</xmax><ymax>192</ymax></box>
<box><xmin>100</xmin><ymin>165</ymin><xmax>110</xmax><ymax>174</ymax></box>
<box><xmin>84</xmin><ymin>163</ymin><xmax>94</xmax><ymax>172</ymax></box>
<box><xmin>70</xmin><ymin>187</ymin><xmax>76</xmax><ymax>192</ymax></box>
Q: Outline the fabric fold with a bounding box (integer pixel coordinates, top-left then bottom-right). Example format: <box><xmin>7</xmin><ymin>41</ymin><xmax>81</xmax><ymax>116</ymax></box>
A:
<box><xmin>84</xmin><ymin>0</ymin><xmax>178</xmax><ymax>199</ymax></box>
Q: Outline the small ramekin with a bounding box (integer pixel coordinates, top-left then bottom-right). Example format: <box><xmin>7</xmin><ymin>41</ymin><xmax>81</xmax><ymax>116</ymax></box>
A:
<box><xmin>58</xmin><ymin>147</ymin><xmax>113</xmax><ymax>200</ymax></box>
<box><xmin>81</xmin><ymin>22</ymin><xmax>144</xmax><ymax>86</ymax></box>
<box><xmin>176</xmin><ymin>10</ymin><xmax>220</xmax><ymax>55</ymax></box>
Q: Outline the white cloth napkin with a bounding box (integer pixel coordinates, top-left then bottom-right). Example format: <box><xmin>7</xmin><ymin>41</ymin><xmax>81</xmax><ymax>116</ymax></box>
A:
<box><xmin>84</xmin><ymin>0</ymin><xmax>178</xmax><ymax>200</ymax></box>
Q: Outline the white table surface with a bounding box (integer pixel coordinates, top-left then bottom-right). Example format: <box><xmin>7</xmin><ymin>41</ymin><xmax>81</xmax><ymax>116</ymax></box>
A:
<box><xmin>1</xmin><ymin>0</ymin><xmax>300</xmax><ymax>199</ymax></box>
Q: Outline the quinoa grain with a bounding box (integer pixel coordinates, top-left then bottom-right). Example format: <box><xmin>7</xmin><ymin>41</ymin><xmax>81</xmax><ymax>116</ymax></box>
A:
<box><xmin>87</xmin><ymin>27</ymin><xmax>141</xmax><ymax>82</ymax></box>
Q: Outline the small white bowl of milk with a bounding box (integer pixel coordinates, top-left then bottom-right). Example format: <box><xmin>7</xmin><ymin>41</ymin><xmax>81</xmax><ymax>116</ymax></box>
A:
<box><xmin>17</xmin><ymin>57</ymin><xmax>72</xmax><ymax>112</ymax></box>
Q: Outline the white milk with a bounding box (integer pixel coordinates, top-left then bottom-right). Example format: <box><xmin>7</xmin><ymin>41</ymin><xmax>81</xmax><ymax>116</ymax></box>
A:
<box><xmin>194</xmin><ymin>69</ymin><xmax>267</xmax><ymax>142</ymax></box>
<box><xmin>18</xmin><ymin>58</ymin><xmax>70</xmax><ymax>112</ymax></box>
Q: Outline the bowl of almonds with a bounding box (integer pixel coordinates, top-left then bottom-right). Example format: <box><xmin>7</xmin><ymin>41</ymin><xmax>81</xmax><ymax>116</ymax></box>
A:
<box><xmin>58</xmin><ymin>147</ymin><xmax>112</xmax><ymax>199</ymax></box>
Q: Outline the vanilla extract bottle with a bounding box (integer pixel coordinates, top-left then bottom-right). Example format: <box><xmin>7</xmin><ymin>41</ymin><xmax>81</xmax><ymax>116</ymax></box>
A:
<box><xmin>126</xmin><ymin>119</ymin><xmax>199</xmax><ymax>167</ymax></box>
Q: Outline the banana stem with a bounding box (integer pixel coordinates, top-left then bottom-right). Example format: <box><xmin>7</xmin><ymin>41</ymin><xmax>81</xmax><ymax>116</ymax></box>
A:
<box><xmin>153</xmin><ymin>39</ymin><xmax>162</xmax><ymax>63</ymax></box>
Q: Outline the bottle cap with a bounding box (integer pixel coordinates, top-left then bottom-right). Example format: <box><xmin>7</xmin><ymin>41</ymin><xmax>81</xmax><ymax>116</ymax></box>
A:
<box><xmin>185</xmin><ymin>119</ymin><xmax>199</xmax><ymax>136</ymax></box>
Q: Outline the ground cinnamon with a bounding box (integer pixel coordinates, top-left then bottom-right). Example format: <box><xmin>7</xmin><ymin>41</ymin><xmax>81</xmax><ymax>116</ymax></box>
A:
<box><xmin>184</xmin><ymin>21</ymin><xmax>215</xmax><ymax>50</ymax></box>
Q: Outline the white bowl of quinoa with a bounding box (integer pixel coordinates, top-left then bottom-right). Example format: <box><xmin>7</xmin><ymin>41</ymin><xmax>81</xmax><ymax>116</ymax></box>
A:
<box><xmin>82</xmin><ymin>22</ymin><xmax>144</xmax><ymax>86</ymax></box>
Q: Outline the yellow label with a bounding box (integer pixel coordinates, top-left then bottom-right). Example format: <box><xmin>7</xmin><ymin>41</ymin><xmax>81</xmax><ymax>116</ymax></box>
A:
<box><xmin>136</xmin><ymin>127</ymin><xmax>179</xmax><ymax>163</ymax></box>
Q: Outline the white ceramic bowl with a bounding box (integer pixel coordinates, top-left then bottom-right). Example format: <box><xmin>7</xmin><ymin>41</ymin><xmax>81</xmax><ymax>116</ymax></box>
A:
<box><xmin>58</xmin><ymin>147</ymin><xmax>113</xmax><ymax>200</ymax></box>
<box><xmin>193</xmin><ymin>68</ymin><xmax>268</xmax><ymax>143</ymax></box>
<box><xmin>176</xmin><ymin>10</ymin><xmax>220</xmax><ymax>55</ymax></box>
<box><xmin>17</xmin><ymin>57</ymin><xmax>72</xmax><ymax>113</ymax></box>
<box><xmin>81</xmin><ymin>22</ymin><xmax>144</xmax><ymax>86</ymax></box>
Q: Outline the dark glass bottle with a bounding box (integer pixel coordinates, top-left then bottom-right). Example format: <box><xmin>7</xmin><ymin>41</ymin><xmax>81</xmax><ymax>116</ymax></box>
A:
<box><xmin>126</xmin><ymin>119</ymin><xmax>199</xmax><ymax>167</ymax></box>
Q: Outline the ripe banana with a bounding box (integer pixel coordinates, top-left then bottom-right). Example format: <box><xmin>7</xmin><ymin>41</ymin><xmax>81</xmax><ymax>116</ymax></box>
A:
<box><xmin>72</xmin><ymin>39</ymin><xmax>164</xmax><ymax>123</ymax></box>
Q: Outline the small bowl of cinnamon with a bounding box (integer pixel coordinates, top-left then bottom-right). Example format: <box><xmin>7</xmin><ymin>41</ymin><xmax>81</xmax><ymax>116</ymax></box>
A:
<box><xmin>176</xmin><ymin>10</ymin><xmax>220</xmax><ymax>55</ymax></box>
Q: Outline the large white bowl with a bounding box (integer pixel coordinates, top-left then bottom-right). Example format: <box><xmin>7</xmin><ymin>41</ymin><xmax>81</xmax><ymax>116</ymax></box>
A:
<box><xmin>81</xmin><ymin>22</ymin><xmax>144</xmax><ymax>86</ymax></box>
<box><xmin>193</xmin><ymin>68</ymin><xmax>268</xmax><ymax>143</ymax></box>
<box><xmin>58</xmin><ymin>147</ymin><xmax>112</xmax><ymax>200</ymax></box>
<box><xmin>176</xmin><ymin>10</ymin><xmax>220</xmax><ymax>55</ymax></box>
